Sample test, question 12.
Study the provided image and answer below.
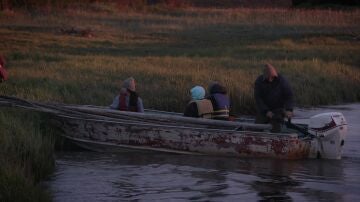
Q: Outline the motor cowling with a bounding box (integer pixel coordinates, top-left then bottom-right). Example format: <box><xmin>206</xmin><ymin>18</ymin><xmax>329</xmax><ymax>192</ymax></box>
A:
<box><xmin>308</xmin><ymin>112</ymin><xmax>347</xmax><ymax>159</ymax></box>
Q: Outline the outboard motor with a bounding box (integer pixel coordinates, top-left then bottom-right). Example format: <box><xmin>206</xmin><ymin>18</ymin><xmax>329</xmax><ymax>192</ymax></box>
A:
<box><xmin>308</xmin><ymin>112</ymin><xmax>347</xmax><ymax>159</ymax></box>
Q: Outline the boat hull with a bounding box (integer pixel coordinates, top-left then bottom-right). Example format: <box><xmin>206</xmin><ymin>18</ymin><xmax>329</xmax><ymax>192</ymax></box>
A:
<box><xmin>0</xmin><ymin>96</ymin><xmax>346</xmax><ymax>160</ymax></box>
<box><xmin>52</xmin><ymin>115</ymin><xmax>313</xmax><ymax>160</ymax></box>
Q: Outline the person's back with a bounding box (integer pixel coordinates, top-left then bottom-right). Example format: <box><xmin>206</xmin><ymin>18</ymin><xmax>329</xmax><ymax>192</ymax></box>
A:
<box><xmin>110</xmin><ymin>77</ymin><xmax>144</xmax><ymax>113</ymax></box>
<box><xmin>185</xmin><ymin>99</ymin><xmax>214</xmax><ymax>118</ymax></box>
<box><xmin>254</xmin><ymin>74</ymin><xmax>292</xmax><ymax>112</ymax></box>
<box><xmin>207</xmin><ymin>82</ymin><xmax>230</xmax><ymax>120</ymax></box>
<box><xmin>254</xmin><ymin>64</ymin><xmax>294</xmax><ymax>132</ymax></box>
<box><xmin>184</xmin><ymin>86</ymin><xmax>213</xmax><ymax>119</ymax></box>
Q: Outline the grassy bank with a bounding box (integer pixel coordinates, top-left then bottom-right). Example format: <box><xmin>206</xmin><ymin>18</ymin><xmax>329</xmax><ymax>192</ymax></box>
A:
<box><xmin>0</xmin><ymin>109</ymin><xmax>55</xmax><ymax>202</ymax></box>
<box><xmin>0</xmin><ymin>6</ymin><xmax>359</xmax><ymax>113</ymax></box>
<box><xmin>0</xmin><ymin>5</ymin><xmax>359</xmax><ymax>200</ymax></box>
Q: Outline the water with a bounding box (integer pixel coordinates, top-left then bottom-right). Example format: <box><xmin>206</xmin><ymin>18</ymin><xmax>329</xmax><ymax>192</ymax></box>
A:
<box><xmin>47</xmin><ymin>104</ymin><xmax>360</xmax><ymax>201</ymax></box>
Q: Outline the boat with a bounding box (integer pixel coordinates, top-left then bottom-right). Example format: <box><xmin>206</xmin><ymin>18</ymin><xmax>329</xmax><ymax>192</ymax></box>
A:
<box><xmin>0</xmin><ymin>96</ymin><xmax>348</xmax><ymax>160</ymax></box>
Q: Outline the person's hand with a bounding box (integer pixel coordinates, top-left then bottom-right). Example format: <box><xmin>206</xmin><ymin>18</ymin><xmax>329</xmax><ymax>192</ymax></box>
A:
<box><xmin>285</xmin><ymin>111</ymin><xmax>293</xmax><ymax>119</ymax></box>
<box><xmin>266</xmin><ymin>111</ymin><xmax>273</xmax><ymax>119</ymax></box>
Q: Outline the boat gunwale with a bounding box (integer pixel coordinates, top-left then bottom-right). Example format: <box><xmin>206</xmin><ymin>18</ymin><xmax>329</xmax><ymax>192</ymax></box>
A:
<box><xmin>0</xmin><ymin>96</ymin><xmax>271</xmax><ymax>130</ymax></box>
<box><xmin>62</xmin><ymin>105</ymin><xmax>274</xmax><ymax>129</ymax></box>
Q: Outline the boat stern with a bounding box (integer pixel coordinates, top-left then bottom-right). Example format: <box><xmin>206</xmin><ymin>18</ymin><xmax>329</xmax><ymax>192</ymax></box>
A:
<box><xmin>308</xmin><ymin>112</ymin><xmax>347</xmax><ymax>159</ymax></box>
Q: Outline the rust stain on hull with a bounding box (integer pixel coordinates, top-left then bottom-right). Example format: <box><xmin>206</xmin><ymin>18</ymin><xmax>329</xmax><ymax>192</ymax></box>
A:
<box><xmin>56</xmin><ymin>117</ymin><xmax>312</xmax><ymax>160</ymax></box>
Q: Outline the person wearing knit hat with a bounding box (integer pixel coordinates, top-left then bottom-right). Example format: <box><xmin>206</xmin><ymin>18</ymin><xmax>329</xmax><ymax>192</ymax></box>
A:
<box><xmin>207</xmin><ymin>81</ymin><xmax>230</xmax><ymax>120</ymax></box>
<box><xmin>184</xmin><ymin>86</ymin><xmax>213</xmax><ymax>118</ymax></box>
<box><xmin>254</xmin><ymin>63</ymin><xmax>294</xmax><ymax>133</ymax></box>
<box><xmin>110</xmin><ymin>77</ymin><xmax>144</xmax><ymax>113</ymax></box>
<box><xmin>0</xmin><ymin>55</ymin><xmax>8</xmax><ymax>82</ymax></box>
<box><xmin>190</xmin><ymin>86</ymin><xmax>205</xmax><ymax>100</ymax></box>
<box><xmin>122</xmin><ymin>77</ymin><xmax>136</xmax><ymax>92</ymax></box>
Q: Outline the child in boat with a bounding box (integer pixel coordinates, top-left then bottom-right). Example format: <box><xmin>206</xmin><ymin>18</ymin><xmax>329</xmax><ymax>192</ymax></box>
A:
<box><xmin>207</xmin><ymin>81</ymin><xmax>230</xmax><ymax>120</ymax></box>
<box><xmin>110</xmin><ymin>77</ymin><xmax>144</xmax><ymax>113</ymax></box>
<box><xmin>184</xmin><ymin>86</ymin><xmax>213</xmax><ymax>118</ymax></box>
<box><xmin>0</xmin><ymin>55</ymin><xmax>8</xmax><ymax>82</ymax></box>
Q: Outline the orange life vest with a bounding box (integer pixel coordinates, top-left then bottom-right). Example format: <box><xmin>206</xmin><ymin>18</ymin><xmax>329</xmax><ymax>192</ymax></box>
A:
<box><xmin>192</xmin><ymin>99</ymin><xmax>214</xmax><ymax>119</ymax></box>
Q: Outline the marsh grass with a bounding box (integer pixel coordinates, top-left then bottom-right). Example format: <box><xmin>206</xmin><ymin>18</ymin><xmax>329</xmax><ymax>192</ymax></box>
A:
<box><xmin>1</xmin><ymin>7</ymin><xmax>359</xmax><ymax>112</ymax></box>
<box><xmin>0</xmin><ymin>108</ymin><xmax>55</xmax><ymax>202</ymax></box>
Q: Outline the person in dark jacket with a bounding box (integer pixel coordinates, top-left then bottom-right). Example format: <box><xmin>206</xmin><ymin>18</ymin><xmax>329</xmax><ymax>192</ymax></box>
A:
<box><xmin>254</xmin><ymin>64</ymin><xmax>294</xmax><ymax>133</ymax></box>
<box><xmin>207</xmin><ymin>81</ymin><xmax>230</xmax><ymax>120</ymax></box>
<box><xmin>184</xmin><ymin>86</ymin><xmax>213</xmax><ymax>118</ymax></box>
<box><xmin>110</xmin><ymin>77</ymin><xmax>144</xmax><ymax>113</ymax></box>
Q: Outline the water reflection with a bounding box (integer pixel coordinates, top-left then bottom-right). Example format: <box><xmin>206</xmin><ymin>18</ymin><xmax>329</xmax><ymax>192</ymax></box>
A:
<box><xmin>49</xmin><ymin>151</ymin><xmax>354</xmax><ymax>201</ymax></box>
<box><xmin>251</xmin><ymin>175</ymin><xmax>297</xmax><ymax>201</ymax></box>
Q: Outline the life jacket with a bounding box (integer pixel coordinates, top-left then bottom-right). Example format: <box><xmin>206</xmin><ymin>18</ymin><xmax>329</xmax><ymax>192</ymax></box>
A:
<box><xmin>210</xmin><ymin>93</ymin><xmax>230</xmax><ymax>120</ymax></box>
<box><xmin>118</xmin><ymin>90</ymin><xmax>138</xmax><ymax>112</ymax></box>
<box><xmin>192</xmin><ymin>99</ymin><xmax>214</xmax><ymax>119</ymax></box>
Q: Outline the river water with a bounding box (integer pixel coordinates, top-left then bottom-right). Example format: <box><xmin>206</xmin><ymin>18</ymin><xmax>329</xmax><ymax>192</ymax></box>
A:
<box><xmin>47</xmin><ymin>104</ymin><xmax>360</xmax><ymax>201</ymax></box>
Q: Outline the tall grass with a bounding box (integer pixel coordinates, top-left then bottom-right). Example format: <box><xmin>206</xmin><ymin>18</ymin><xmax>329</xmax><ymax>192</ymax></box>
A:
<box><xmin>1</xmin><ymin>7</ymin><xmax>359</xmax><ymax>112</ymax></box>
<box><xmin>0</xmin><ymin>109</ymin><xmax>55</xmax><ymax>202</ymax></box>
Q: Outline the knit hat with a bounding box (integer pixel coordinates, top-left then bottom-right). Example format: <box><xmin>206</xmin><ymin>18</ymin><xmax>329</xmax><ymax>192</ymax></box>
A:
<box><xmin>208</xmin><ymin>81</ymin><xmax>218</xmax><ymax>93</ymax></box>
<box><xmin>208</xmin><ymin>81</ymin><xmax>227</xmax><ymax>94</ymax></box>
<box><xmin>122</xmin><ymin>77</ymin><xmax>136</xmax><ymax>91</ymax></box>
<box><xmin>190</xmin><ymin>86</ymin><xmax>205</xmax><ymax>100</ymax></box>
<box><xmin>263</xmin><ymin>63</ymin><xmax>278</xmax><ymax>80</ymax></box>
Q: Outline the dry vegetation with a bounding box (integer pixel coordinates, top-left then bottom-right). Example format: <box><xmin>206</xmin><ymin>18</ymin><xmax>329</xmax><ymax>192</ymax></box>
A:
<box><xmin>1</xmin><ymin>6</ymin><xmax>359</xmax><ymax>112</ymax></box>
